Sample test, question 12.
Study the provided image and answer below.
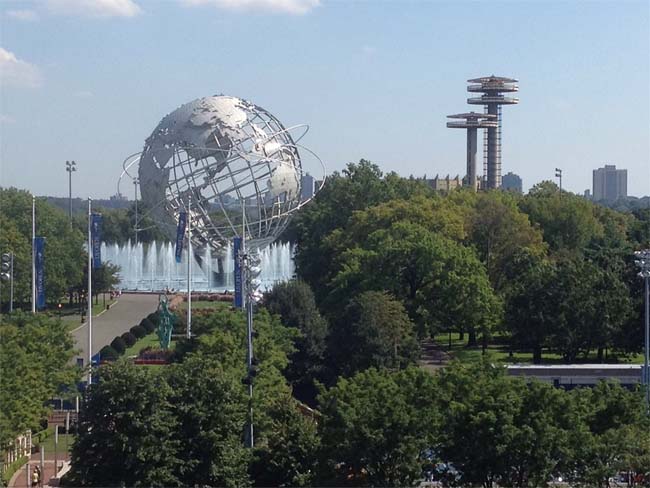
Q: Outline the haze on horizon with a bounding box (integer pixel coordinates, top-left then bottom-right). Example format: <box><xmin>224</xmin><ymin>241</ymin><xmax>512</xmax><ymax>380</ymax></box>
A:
<box><xmin>0</xmin><ymin>0</ymin><xmax>648</xmax><ymax>199</ymax></box>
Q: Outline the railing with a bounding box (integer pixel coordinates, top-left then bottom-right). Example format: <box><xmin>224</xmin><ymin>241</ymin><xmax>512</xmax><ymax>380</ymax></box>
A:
<box><xmin>467</xmin><ymin>96</ymin><xmax>519</xmax><ymax>104</ymax></box>
<box><xmin>447</xmin><ymin>121</ymin><xmax>498</xmax><ymax>129</ymax></box>
<box><xmin>467</xmin><ymin>83</ymin><xmax>518</xmax><ymax>92</ymax></box>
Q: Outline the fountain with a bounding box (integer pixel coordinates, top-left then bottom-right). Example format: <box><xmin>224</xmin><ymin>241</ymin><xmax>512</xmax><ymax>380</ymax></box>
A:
<box><xmin>102</xmin><ymin>240</ymin><xmax>295</xmax><ymax>292</ymax></box>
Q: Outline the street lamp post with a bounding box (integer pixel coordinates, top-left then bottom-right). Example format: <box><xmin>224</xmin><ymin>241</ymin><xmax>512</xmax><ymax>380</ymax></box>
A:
<box><xmin>555</xmin><ymin>168</ymin><xmax>562</xmax><ymax>197</ymax></box>
<box><xmin>634</xmin><ymin>249</ymin><xmax>650</xmax><ymax>414</ymax></box>
<box><xmin>65</xmin><ymin>161</ymin><xmax>76</xmax><ymax>223</ymax></box>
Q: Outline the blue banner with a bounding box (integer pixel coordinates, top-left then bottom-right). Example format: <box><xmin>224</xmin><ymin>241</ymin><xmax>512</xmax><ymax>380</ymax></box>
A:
<box><xmin>91</xmin><ymin>214</ymin><xmax>102</xmax><ymax>269</ymax></box>
<box><xmin>233</xmin><ymin>237</ymin><xmax>243</xmax><ymax>308</ymax></box>
<box><xmin>175</xmin><ymin>211</ymin><xmax>187</xmax><ymax>263</ymax></box>
<box><xmin>35</xmin><ymin>236</ymin><xmax>46</xmax><ymax>310</ymax></box>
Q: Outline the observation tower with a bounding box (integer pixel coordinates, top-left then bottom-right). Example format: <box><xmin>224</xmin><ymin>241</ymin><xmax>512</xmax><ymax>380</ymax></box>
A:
<box><xmin>467</xmin><ymin>75</ymin><xmax>518</xmax><ymax>189</ymax></box>
<box><xmin>446</xmin><ymin>112</ymin><xmax>498</xmax><ymax>192</ymax></box>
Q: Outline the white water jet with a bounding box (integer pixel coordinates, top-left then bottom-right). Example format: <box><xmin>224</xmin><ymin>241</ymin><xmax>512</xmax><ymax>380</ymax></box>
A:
<box><xmin>101</xmin><ymin>240</ymin><xmax>295</xmax><ymax>292</ymax></box>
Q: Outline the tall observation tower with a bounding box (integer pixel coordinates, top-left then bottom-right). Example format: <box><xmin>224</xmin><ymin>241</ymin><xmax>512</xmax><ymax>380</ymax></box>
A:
<box><xmin>446</xmin><ymin>112</ymin><xmax>497</xmax><ymax>192</ymax></box>
<box><xmin>467</xmin><ymin>75</ymin><xmax>518</xmax><ymax>189</ymax></box>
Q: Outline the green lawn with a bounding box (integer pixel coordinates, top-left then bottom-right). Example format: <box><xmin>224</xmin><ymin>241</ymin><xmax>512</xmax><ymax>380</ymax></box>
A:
<box><xmin>176</xmin><ymin>300</ymin><xmax>231</xmax><ymax>311</ymax></box>
<box><xmin>124</xmin><ymin>333</ymin><xmax>161</xmax><ymax>357</ymax></box>
<box><xmin>433</xmin><ymin>332</ymin><xmax>645</xmax><ymax>365</ymax></box>
<box><xmin>38</xmin><ymin>433</ymin><xmax>74</xmax><ymax>455</ymax></box>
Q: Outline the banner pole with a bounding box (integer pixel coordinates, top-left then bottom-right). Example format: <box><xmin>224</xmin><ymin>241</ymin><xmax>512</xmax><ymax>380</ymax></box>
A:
<box><xmin>186</xmin><ymin>195</ymin><xmax>192</xmax><ymax>339</ymax></box>
<box><xmin>88</xmin><ymin>198</ymin><xmax>92</xmax><ymax>385</ymax></box>
<box><xmin>32</xmin><ymin>195</ymin><xmax>36</xmax><ymax>313</ymax></box>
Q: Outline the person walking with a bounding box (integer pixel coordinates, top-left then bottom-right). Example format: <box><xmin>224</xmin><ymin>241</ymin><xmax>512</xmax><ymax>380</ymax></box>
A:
<box><xmin>32</xmin><ymin>465</ymin><xmax>41</xmax><ymax>488</ymax></box>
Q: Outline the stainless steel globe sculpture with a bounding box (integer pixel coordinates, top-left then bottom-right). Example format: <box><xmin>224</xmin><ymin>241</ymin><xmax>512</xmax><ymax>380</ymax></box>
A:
<box><xmin>120</xmin><ymin>95</ymin><xmax>323</xmax><ymax>254</ymax></box>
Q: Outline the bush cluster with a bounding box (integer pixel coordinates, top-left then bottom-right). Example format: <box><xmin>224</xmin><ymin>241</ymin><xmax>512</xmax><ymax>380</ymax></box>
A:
<box><xmin>130</xmin><ymin>324</ymin><xmax>146</xmax><ymax>339</ymax></box>
<box><xmin>140</xmin><ymin>318</ymin><xmax>156</xmax><ymax>333</ymax></box>
<box><xmin>110</xmin><ymin>336</ymin><xmax>126</xmax><ymax>355</ymax></box>
<box><xmin>147</xmin><ymin>312</ymin><xmax>160</xmax><ymax>325</ymax></box>
<box><xmin>121</xmin><ymin>331</ymin><xmax>137</xmax><ymax>347</ymax></box>
<box><xmin>99</xmin><ymin>345</ymin><xmax>119</xmax><ymax>361</ymax></box>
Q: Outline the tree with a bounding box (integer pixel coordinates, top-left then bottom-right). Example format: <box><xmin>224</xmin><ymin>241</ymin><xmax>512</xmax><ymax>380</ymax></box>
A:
<box><xmin>317</xmin><ymin>367</ymin><xmax>439</xmax><ymax>487</ymax></box>
<box><xmin>328</xmin><ymin>291</ymin><xmax>419</xmax><ymax>377</ymax></box>
<box><xmin>0</xmin><ymin>312</ymin><xmax>78</xmax><ymax>448</ymax></box>
<box><xmin>167</xmin><ymin>356</ymin><xmax>251</xmax><ymax>488</ymax></box>
<box><xmin>0</xmin><ymin>213</ymin><xmax>31</xmax><ymax>310</ymax></box>
<box><xmin>263</xmin><ymin>280</ymin><xmax>330</xmax><ymax>403</ymax></box>
<box><xmin>93</xmin><ymin>207</ymin><xmax>132</xmax><ymax>244</ymax></box>
<box><xmin>503</xmin><ymin>251</ymin><xmax>559</xmax><ymax>363</ymax></box>
<box><xmin>521</xmin><ymin>183</ymin><xmax>603</xmax><ymax>254</ymax></box>
<box><xmin>291</xmin><ymin>160</ymin><xmax>432</xmax><ymax>300</ymax></box>
<box><xmin>550</xmin><ymin>258</ymin><xmax>632</xmax><ymax>361</ymax></box>
<box><xmin>435</xmin><ymin>360</ymin><xmax>574</xmax><ymax>487</ymax></box>
<box><xmin>568</xmin><ymin>382</ymin><xmax>648</xmax><ymax>486</ymax></box>
<box><xmin>77</xmin><ymin>261</ymin><xmax>121</xmax><ymax>304</ymax></box>
<box><xmin>467</xmin><ymin>191</ymin><xmax>546</xmax><ymax>291</ymax></box>
<box><xmin>66</xmin><ymin>362</ymin><xmax>181</xmax><ymax>487</ymax></box>
<box><xmin>328</xmin><ymin>221</ymin><xmax>500</xmax><ymax>346</ymax></box>
<box><xmin>251</xmin><ymin>394</ymin><xmax>320</xmax><ymax>487</ymax></box>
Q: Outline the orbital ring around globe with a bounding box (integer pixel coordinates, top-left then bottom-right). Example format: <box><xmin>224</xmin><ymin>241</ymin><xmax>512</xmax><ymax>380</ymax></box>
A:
<box><xmin>117</xmin><ymin>95</ymin><xmax>325</xmax><ymax>257</ymax></box>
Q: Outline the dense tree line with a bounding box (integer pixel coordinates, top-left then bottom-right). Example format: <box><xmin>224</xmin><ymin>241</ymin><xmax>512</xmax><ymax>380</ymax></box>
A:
<box><xmin>0</xmin><ymin>188</ymin><xmax>121</xmax><ymax>309</ymax></box>
<box><xmin>0</xmin><ymin>188</ymin><xmax>85</xmax><ymax>307</ymax></box>
<box><xmin>288</xmin><ymin>161</ymin><xmax>650</xmax><ymax>363</ymax></box>
<box><xmin>72</xmin><ymin>202</ymin><xmax>169</xmax><ymax>245</ymax></box>
<box><xmin>64</xmin><ymin>303</ymin><xmax>649</xmax><ymax>487</ymax></box>
<box><xmin>23</xmin><ymin>162</ymin><xmax>650</xmax><ymax>486</ymax></box>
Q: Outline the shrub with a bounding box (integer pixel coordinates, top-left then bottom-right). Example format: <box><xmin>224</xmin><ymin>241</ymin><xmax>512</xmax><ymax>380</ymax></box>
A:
<box><xmin>110</xmin><ymin>336</ymin><xmax>126</xmax><ymax>355</ymax></box>
<box><xmin>147</xmin><ymin>311</ymin><xmax>159</xmax><ymax>326</ymax></box>
<box><xmin>99</xmin><ymin>345</ymin><xmax>119</xmax><ymax>361</ymax></box>
<box><xmin>2</xmin><ymin>455</ymin><xmax>28</xmax><ymax>486</ymax></box>
<box><xmin>121</xmin><ymin>331</ymin><xmax>137</xmax><ymax>347</ymax></box>
<box><xmin>140</xmin><ymin>318</ymin><xmax>156</xmax><ymax>333</ymax></box>
<box><xmin>130</xmin><ymin>324</ymin><xmax>147</xmax><ymax>339</ymax></box>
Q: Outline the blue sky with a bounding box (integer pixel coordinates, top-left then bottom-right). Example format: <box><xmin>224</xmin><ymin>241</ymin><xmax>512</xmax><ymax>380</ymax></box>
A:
<box><xmin>1</xmin><ymin>0</ymin><xmax>648</xmax><ymax>198</ymax></box>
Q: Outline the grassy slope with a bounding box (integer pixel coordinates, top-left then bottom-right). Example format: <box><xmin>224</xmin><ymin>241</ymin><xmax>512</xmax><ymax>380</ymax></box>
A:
<box><xmin>433</xmin><ymin>332</ymin><xmax>645</xmax><ymax>365</ymax></box>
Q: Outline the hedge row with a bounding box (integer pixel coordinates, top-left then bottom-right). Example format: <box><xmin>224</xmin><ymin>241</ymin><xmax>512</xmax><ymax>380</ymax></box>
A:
<box><xmin>98</xmin><ymin>313</ymin><xmax>160</xmax><ymax>362</ymax></box>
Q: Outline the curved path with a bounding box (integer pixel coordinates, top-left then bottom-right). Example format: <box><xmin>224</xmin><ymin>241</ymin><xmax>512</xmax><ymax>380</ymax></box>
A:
<box><xmin>70</xmin><ymin>293</ymin><xmax>159</xmax><ymax>366</ymax></box>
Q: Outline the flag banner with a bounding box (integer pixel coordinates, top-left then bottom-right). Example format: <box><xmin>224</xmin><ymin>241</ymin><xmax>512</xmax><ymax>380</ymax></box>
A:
<box><xmin>35</xmin><ymin>236</ymin><xmax>46</xmax><ymax>310</ymax></box>
<box><xmin>233</xmin><ymin>237</ymin><xmax>243</xmax><ymax>308</ymax></box>
<box><xmin>91</xmin><ymin>214</ymin><xmax>103</xmax><ymax>269</ymax></box>
<box><xmin>175</xmin><ymin>211</ymin><xmax>187</xmax><ymax>263</ymax></box>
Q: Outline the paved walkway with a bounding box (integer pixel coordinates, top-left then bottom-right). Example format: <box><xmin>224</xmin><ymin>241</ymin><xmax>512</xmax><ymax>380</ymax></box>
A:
<box><xmin>70</xmin><ymin>293</ymin><xmax>159</xmax><ymax>366</ymax></box>
<box><xmin>418</xmin><ymin>339</ymin><xmax>451</xmax><ymax>372</ymax></box>
<box><xmin>8</xmin><ymin>453</ymin><xmax>69</xmax><ymax>488</ymax></box>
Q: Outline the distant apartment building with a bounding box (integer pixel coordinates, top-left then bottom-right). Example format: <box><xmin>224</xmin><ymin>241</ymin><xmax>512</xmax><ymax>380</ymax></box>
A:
<box><xmin>300</xmin><ymin>173</ymin><xmax>315</xmax><ymax>200</ymax></box>
<box><xmin>592</xmin><ymin>164</ymin><xmax>627</xmax><ymax>201</ymax></box>
<box><xmin>501</xmin><ymin>172</ymin><xmax>523</xmax><ymax>193</ymax></box>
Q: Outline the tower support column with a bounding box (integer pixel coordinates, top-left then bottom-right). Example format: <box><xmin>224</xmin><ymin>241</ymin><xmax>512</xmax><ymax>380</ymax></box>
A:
<box><xmin>466</xmin><ymin>127</ymin><xmax>478</xmax><ymax>191</ymax></box>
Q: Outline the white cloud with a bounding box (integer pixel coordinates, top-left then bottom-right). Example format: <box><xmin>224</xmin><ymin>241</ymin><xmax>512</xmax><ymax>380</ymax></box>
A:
<box><xmin>0</xmin><ymin>114</ymin><xmax>16</xmax><ymax>125</ymax></box>
<box><xmin>45</xmin><ymin>0</ymin><xmax>142</xmax><ymax>18</ymax></box>
<box><xmin>181</xmin><ymin>0</ymin><xmax>320</xmax><ymax>15</ymax></box>
<box><xmin>0</xmin><ymin>48</ymin><xmax>42</xmax><ymax>88</ymax></box>
<box><xmin>6</xmin><ymin>9</ymin><xmax>39</xmax><ymax>21</ymax></box>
